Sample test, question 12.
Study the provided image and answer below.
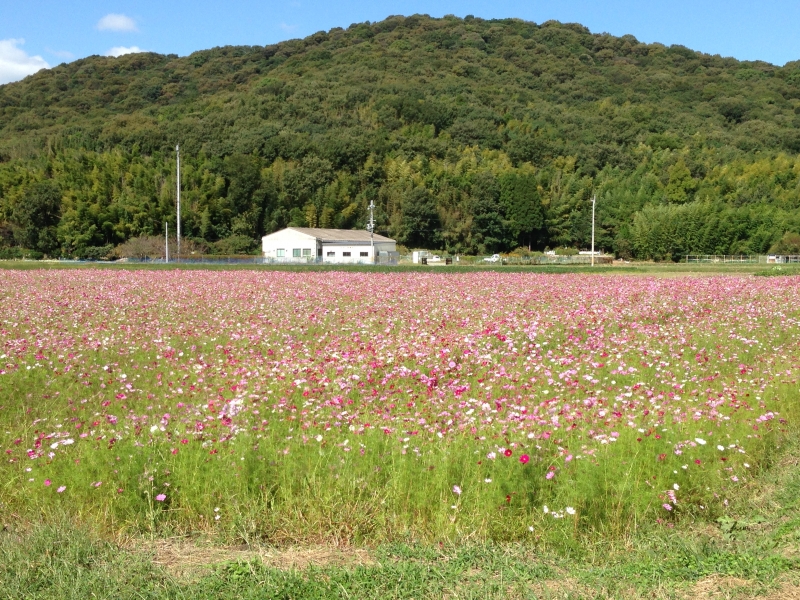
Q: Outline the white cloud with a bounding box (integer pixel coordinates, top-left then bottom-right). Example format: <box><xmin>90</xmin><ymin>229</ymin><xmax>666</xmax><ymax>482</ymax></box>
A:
<box><xmin>97</xmin><ymin>14</ymin><xmax>138</xmax><ymax>32</ymax></box>
<box><xmin>106</xmin><ymin>46</ymin><xmax>145</xmax><ymax>57</ymax></box>
<box><xmin>0</xmin><ymin>39</ymin><xmax>49</xmax><ymax>85</ymax></box>
<box><xmin>280</xmin><ymin>23</ymin><xmax>297</xmax><ymax>32</ymax></box>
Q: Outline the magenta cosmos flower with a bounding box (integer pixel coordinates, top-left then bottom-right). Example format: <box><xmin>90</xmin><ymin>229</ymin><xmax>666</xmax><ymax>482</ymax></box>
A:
<box><xmin>519</xmin><ymin>454</ymin><xmax>530</xmax><ymax>464</ymax></box>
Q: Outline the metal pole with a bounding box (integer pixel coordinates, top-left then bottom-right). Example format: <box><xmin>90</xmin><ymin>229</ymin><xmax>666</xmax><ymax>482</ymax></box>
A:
<box><xmin>591</xmin><ymin>194</ymin><xmax>596</xmax><ymax>267</ymax></box>
<box><xmin>176</xmin><ymin>145</ymin><xmax>181</xmax><ymax>262</ymax></box>
<box><xmin>165</xmin><ymin>222</ymin><xmax>169</xmax><ymax>263</ymax></box>
<box><xmin>368</xmin><ymin>200</ymin><xmax>375</xmax><ymax>263</ymax></box>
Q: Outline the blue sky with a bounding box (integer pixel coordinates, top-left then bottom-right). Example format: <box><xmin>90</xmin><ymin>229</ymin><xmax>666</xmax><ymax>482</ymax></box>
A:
<box><xmin>2</xmin><ymin>0</ymin><xmax>800</xmax><ymax>84</ymax></box>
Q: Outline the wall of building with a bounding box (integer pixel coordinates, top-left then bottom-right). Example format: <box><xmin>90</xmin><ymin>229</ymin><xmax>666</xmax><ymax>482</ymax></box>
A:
<box><xmin>262</xmin><ymin>230</ymin><xmax>397</xmax><ymax>264</ymax></box>
<box><xmin>321</xmin><ymin>242</ymin><xmax>395</xmax><ymax>263</ymax></box>
<box><xmin>262</xmin><ymin>230</ymin><xmax>319</xmax><ymax>262</ymax></box>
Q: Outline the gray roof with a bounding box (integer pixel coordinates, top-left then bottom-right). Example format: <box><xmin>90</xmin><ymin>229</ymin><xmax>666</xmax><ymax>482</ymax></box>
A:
<box><xmin>287</xmin><ymin>228</ymin><xmax>395</xmax><ymax>243</ymax></box>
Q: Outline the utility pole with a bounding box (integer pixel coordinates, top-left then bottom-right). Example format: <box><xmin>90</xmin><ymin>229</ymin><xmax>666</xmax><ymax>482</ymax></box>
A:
<box><xmin>176</xmin><ymin>145</ymin><xmax>181</xmax><ymax>262</ymax></box>
<box><xmin>591</xmin><ymin>194</ymin><xmax>596</xmax><ymax>267</ymax></box>
<box><xmin>368</xmin><ymin>199</ymin><xmax>375</xmax><ymax>263</ymax></box>
<box><xmin>165</xmin><ymin>222</ymin><xmax>169</xmax><ymax>263</ymax></box>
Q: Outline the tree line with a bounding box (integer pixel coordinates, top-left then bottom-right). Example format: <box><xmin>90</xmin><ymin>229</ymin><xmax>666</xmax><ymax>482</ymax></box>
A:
<box><xmin>2</xmin><ymin>15</ymin><xmax>800</xmax><ymax>258</ymax></box>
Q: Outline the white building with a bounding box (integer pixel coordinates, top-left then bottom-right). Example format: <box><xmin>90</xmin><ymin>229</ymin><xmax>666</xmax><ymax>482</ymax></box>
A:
<box><xmin>261</xmin><ymin>227</ymin><xmax>397</xmax><ymax>264</ymax></box>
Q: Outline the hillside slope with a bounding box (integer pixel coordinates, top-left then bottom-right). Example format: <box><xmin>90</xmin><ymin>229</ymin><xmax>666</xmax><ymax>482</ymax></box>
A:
<box><xmin>2</xmin><ymin>14</ymin><xmax>800</xmax><ymax>258</ymax></box>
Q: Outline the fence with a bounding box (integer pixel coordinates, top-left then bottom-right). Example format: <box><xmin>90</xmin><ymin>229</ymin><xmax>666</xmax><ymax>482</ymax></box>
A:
<box><xmin>401</xmin><ymin>254</ymin><xmax>615</xmax><ymax>266</ymax></box>
<box><xmin>685</xmin><ymin>255</ymin><xmax>762</xmax><ymax>263</ymax></box>
<box><xmin>685</xmin><ymin>255</ymin><xmax>800</xmax><ymax>264</ymax></box>
<box><xmin>117</xmin><ymin>254</ymin><xmax>399</xmax><ymax>266</ymax></box>
<box><xmin>61</xmin><ymin>254</ymin><xmax>615</xmax><ymax>267</ymax></box>
<box><xmin>769</xmin><ymin>255</ymin><xmax>800</xmax><ymax>264</ymax></box>
<box><xmin>119</xmin><ymin>255</ymin><xmax>267</xmax><ymax>265</ymax></box>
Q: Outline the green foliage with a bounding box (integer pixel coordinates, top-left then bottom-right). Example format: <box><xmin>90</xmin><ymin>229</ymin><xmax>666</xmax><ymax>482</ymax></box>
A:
<box><xmin>9</xmin><ymin>180</ymin><xmax>61</xmax><ymax>255</ymax></box>
<box><xmin>500</xmin><ymin>172</ymin><xmax>544</xmax><ymax>249</ymax></box>
<box><xmin>398</xmin><ymin>186</ymin><xmax>441</xmax><ymax>248</ymax></box>
<box><xmin>631</xmin><ymin>202</ymin><xmax>798</xmax><ymax>260</ymax></box>
<box><xmin>554</xmin><ymin>247</ymin><xmax>579</xmax><ymax>255</ymax></box>
<box><xmin>3</xmin><ymin>15</ymin><xmax>800</xmax><ymax>259</ymax></box>
<box><xmin>769</xmin><ymin>231</ymin><xmax>800</xmax><ymax>254</ymax></box>
<box><xmin>210</xmin><ymin>234</ymin><xmax>259</xmax><ymax>255</ymax></box>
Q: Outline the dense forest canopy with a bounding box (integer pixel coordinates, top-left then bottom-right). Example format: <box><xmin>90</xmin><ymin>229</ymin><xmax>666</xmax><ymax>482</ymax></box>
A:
<box><xmin>2</xmin><ymin>14</ymin><xmax>800</xmax><ymax>259</ymax></box>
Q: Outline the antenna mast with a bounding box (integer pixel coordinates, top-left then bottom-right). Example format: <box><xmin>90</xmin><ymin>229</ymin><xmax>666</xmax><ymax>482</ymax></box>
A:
<box><xmin>165</xmin><ymin>222</ymin><xmax>169</xmax><ymax>263</ymax></box>
<box><xmin>591</xmin><ymin>194</ymin><xmax>596</xmax><ymax>267</ymax></box>
<box><xmin>176</xmin><ymin>145</ymin><xmax>181</xmax><ymax>261</ymax></box>
<box><xmin>368</xmin><ymin>199</ymin><xmax>375</xmax><ymax>263</ymax></box>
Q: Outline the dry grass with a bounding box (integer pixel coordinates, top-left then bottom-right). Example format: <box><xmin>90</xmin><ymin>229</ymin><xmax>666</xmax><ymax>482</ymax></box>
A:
<box><xmin>524</xmin><ymin>576</ymin><xmax>600</xmax><ymax>599</ymax></box>
<box><xmin>689</xmin><ymin>574</ymin><xmax>800</xmax><ymax>600</ymax></box>
<box><xmin>131</xmin><ymin>538</ymin><xmax>376</xmax><ymax>579</ymax></box>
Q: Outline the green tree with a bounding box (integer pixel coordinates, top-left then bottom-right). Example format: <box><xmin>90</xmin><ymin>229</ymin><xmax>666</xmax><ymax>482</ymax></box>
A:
<box><xmin>665</xmin><ymin>159</ymin><xmax>696</xmax><ymax>204</ymax></box>
<box><xmin>398</xmin><ymin>186</ymin><xmax>441</xmax><ymax>249</ymax></box>
<box><xmin>11</xmin><ymin>181</ymin><xmax>62</xmax><ymax>255</ymax></box>
<box><xmin>500</xmin><ymin>173</ymin><xmax>544</xmax><ymax>249</ymax></box>
<box><xmin>769</xmin><ymin>231</ymin><xmax>800</xmax><ymax>254</ymax></box>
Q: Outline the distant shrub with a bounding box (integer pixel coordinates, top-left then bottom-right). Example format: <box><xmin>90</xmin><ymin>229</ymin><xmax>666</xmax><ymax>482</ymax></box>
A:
<box><xmin>0</xmin><ymin>247</ymin><xmax>24</xmax><ymax>259</ymax></box>
<box><xmin>210</xmin><ymin>235</ymin><xmax>258</xmax><ymax>255</ymax></box>
<box><xmin>77</xmin><ymin>245</ymin><xmax>114</xmax><ymax>260</ymax></box>
<box><xmin>554</xmin><ymin>247</ymin><xmax>579</xmax><ymax>256</ymax></box>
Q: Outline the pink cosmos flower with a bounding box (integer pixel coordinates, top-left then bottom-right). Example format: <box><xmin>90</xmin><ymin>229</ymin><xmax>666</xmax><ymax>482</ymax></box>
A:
<box><xmin>546</xmin><ymin>471</ymin><xmax>555</xmax><ymax>480</ymax></box>
<box><xmin>155</xmin><ymin>494</ymin><xmax>166</xmax><ymax>501</ymax></box>
<box><xmin>662</xmin><ymin>503</ymin><xmax>673</xmax><ymax>511</ymax></box>
<box><xmin>57</xmin><ymin>486</ymin><xmax>66</xmax><ymax>493</ymax></box>
<box><xmin>44</xmin><ymin>479</ymin><xmax>51</xmax><ymax>487</ymax></box>
<box><xmin>519</xmin><ymin>454</ymin><xmax>530</xmax><ymax>464</ymax></box>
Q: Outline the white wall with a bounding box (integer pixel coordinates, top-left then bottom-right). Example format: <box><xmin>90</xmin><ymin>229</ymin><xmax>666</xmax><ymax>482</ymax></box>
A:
<box><xmin>262</xmin><ymin>229</ymin><xmax>318</xmax><ymax>262</ymax></box>
<box><xmin>262</xmin><ymin>229</ymin><xmax>397</xmax><ymax>263</ymax></box>
<box><xmin>322</xmin><ymin>243</ymin><xmax>393</xmax><ymax>263</ymax></box>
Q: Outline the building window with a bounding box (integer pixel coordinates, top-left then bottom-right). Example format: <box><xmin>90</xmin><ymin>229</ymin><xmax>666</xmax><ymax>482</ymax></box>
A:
<box><xmin>302</xmin><ymin>248</ymin><xmax>311</xmax><ymax>257</ymax></box>
<box><xmin>360</xmin><ymin>251</ymin><xmax>368</xmax><ymax>257</ymax></box>
<box><xmin>327</xmin><ymin>251</ymin><xmax>335</xmax><ymax>257</ymax></box>
<box><xmin>343</xmin><ymin>252</ymin><xmax>351</xmax><ymax>257</ymax></box>
<box><xmin>276</xmin><ymin>249</ymin><xmax>285</xmax><ymax>258</ymax></box>
<box><xmin>292</xmin><ymin>249</ymin><xmax>301</xmax><ymax>257</ymax></box>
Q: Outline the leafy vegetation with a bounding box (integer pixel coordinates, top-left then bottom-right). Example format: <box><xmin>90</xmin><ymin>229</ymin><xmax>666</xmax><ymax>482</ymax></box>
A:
<box><xmin>2</xmin><ymin>14</ymin><xmax>800</xmax><ymax>258</ymax></box>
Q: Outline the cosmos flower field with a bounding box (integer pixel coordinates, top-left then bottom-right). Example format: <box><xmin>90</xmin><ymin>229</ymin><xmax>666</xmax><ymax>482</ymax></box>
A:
<box><xmin>1</xmin><ymin>269</ymin><xmax>799</xmax><ymax>545</ymax></box>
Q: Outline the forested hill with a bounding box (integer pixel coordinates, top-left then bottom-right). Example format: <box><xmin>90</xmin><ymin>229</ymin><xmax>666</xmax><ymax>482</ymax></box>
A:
<box><xmin>3</xmin><ymin>14</ymin><xmax>800</xmax><ymax>260</ymax></box>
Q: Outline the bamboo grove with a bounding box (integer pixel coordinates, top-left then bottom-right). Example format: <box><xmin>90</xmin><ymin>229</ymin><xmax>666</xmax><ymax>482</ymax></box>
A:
<box><xmin>2</xmin><ymin>15</ymin><xmax>800</xmax><ymax>259</ymax></box>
